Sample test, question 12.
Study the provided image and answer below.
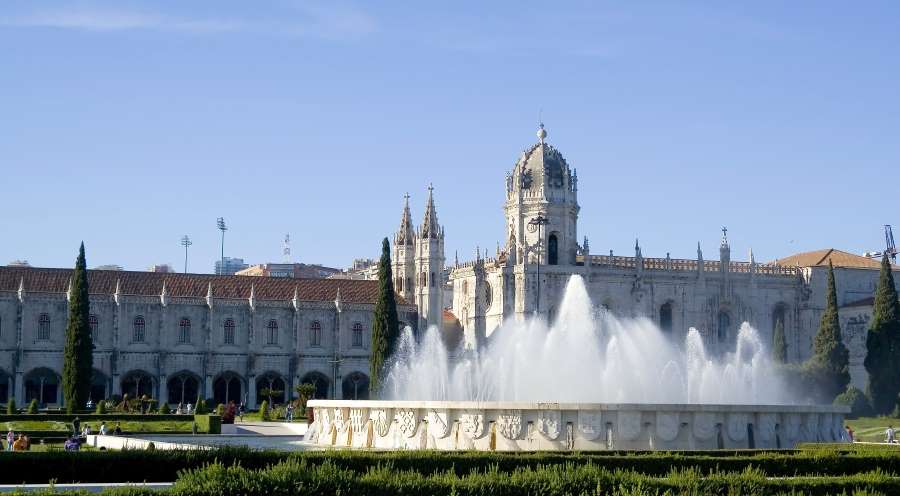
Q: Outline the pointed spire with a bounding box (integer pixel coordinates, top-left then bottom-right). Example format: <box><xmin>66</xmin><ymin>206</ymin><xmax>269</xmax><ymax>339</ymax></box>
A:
<box><xmin>248</xmin><ymin>283</ymin><xmax>256</xmax><ymax>311</ymax></box>
<box><xmin>420</xmin><ymin>184</ymin><xmax>442</xmax><ymax>239</ymax></box>
<box><xmin>454</xmin><ymin>250</ymin><xmax>459</xmax><ymax>267</ymax></box>
<box><xmin>395</xmin><ymin>192</ymin><xmax>415</xmax><ymax>246</ymax></box>
<box><xmin>160</xmin><ymin>281</ymin><xmax>168</xmax><ymax>307</ymax></box>
<box><xmin>66</xmin><ymin>277</ymin><xmax>73</xmax><ymax>303</ymax></box>
<box><xmin>292</xmin><ymin>285</ymin><xmax>300</xmax><ymax>312</ymax></box>
<box><xmin>114</xmin><ymin>278</ymin><xmax>122</xmax><ymax>305</ymax></box>
<box><xmin>334</xmin><ymin>287</ymin><xmax>343</xmax><ymax>313</ymax></box>
<box><xmin>17</xmin><ymin>276</ymin><xmax>25</xmax><ymax>303</ymax></box>
<box><xmin>697</xmin><ymin>242</ymin><xmax>703</xmax><ymax>260</ymax></box>
<box><xmin>206</xmin><ymin>282</ymin><xmax>213</xmax><ymax>309</ymax></box>
<box><xmin>721</xmin><ymin>226</ymin><xmax>729</xmax><ymax>247</ymax></box>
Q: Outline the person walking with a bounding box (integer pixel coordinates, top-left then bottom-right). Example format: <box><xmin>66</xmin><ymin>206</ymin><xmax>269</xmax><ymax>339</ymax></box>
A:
<box><xmin>99</xmin><ymin>422</ymin><xmax>108</xmax><ymax>435</ymax></box>
<box><xmin>72</xmin><ymin>416</ymin><xmax>81</xmax><ymax>437</ymax></box>
<box><xmin>845</xmin><ymin>425</ymin><xmax>854</xmax><ymax>443</ymax></box>
<box><xmin>286</xmin><ymin>403</ymin><xmax>294</xmax><ymax>422</ymax></box>
<box><xmin>6</xmin><ymin>430</ymin><xmax>14</xmax><ymax>451</ymax></box>
<box><xmin>885</xmin><ymin>425</ymin><xmax>895</xmax><ymax>444</ymax></box>
<box><xmin>238</xmin><ymin>402</ymin><xmax>244</xmax><ymax>423</ymax></box>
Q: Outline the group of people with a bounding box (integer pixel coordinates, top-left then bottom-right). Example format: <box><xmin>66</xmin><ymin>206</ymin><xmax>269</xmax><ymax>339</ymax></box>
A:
<box><xmin>175</xmin><ymin>403</ymin><xmax>194</xmax><ymax>415</ymax></box>
<box><xmin>4</xmin><ymin>430</ymin><xmax>31</xmax><ymax>451</ymax></box>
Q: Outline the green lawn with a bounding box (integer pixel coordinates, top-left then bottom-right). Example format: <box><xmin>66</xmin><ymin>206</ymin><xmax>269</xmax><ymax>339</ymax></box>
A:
<box><xmin>845</xmin><ymin>416</ymin><xmax>900</xmax><ymax>443</ymax></box>
<box><xmin>2</xmin><ymin>420</ymin><xmax>195</xmax><ymax>433</ymax></box>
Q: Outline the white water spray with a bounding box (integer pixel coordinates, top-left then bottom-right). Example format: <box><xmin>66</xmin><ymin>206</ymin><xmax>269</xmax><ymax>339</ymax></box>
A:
<box><xmin>385</xmin><ymin>275</ymin><xmax>792</xmax><ymax>404</ymax></box>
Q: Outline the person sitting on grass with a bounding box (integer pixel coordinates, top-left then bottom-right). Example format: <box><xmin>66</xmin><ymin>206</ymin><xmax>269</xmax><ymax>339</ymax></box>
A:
<box><xmin>64</xmin><ymin>436</ymin><xmax>80</xmax><ymax>451</ymax></box>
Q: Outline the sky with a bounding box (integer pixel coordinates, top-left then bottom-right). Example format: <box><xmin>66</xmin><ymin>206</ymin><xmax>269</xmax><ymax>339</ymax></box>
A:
<box><xmin>1</xmin><ymin>1</ymin><xmax>897</xmax><ymax>273</ymax></box>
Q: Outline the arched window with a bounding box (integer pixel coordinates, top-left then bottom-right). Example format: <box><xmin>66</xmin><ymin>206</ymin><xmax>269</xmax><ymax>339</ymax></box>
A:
<box><xmin>396</xmin><ymin>277</ymin><xmax>403</xmax><ymax>292</ymax></box>
<box><xmin>38</xmin><ymin>313</ymin><xmax>51</xmax><ymax>340</ymax></box>
<box><xmin>179</xmin><ymin>317</ymin><xmax>191</xmax><ymax>344</ymax></box>
<box><xmin>266</xmin><ymin>319</ymin><xmax>278</xmax><ymax>345</ymax></box>
<box><xmin>717</xmin><ymin>311</ymin><xmax>731</xmax><ymax>342</ymax></box>
<box><xmin>89</xmin><ymin>314</ymin><xmax>99</xmax><ymax>342</ymax></box>
<box><xmin>133</xmin><ymin>316</ymin><xmax>145</xmax><ymax>342</ymax></box>
<box><xmin>352</xmin><ymin>323</ymin><xmax>363</xmax><ymax>348</ymax></box>
<box><xmin>224</xmin><ymin>318</ymin><xmax>235</xmax><ymax>345</ymax></box>
<box><xmin>310</xmin><ymin>321</ymin><xmax>322</xmax><ymax>347</ymax></box>
<box><xmin>548</xmin><ymin>234</ymin><xmax>559</xmax><ymax>265</ymax></box>
<box><xmin>659</xmin><ymin>302</ymin><xmax>673</xmax><ymax>334</ymax></box>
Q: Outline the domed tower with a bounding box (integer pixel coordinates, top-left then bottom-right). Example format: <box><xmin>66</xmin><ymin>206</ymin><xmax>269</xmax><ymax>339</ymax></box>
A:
<box><xmin>505</xmin><ymin>123</ymin><xmax>579</xmax><ymax>266</ymax></box>
<box><xmin>392</xmin><ymin>193</ymin><xmax>416</xmax><ymax>304</ymax></box>
<box><xmin>416</xmin><ymin>185</ymin><xmax>445</xmax><ymax>330</ymax></box>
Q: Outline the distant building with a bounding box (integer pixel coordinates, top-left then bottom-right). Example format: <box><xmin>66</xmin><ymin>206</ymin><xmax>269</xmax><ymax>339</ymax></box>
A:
<box><xmin>214</xmin><ymin>257</ymin><xmax>248</xmax><ymax>276</ymax></box>
<box><xmin>148</xmin><ymin>264</ymin><xmax>174</xmax><ymax>273</ymax></box>
<box><xmin>94</xmin><ymin>264</ymin><xmax>123</xmax><ymax>271</ymax></box>
<box><xmin>235</xmin><ymin>263</ymin><xmax>341</xmax><ymax>279</ymax></box>
<box><xmin>329</xmin><ymin>258</ymin><xmax>379</xmax><ymax>281</ymax></box>
<box><xmin>7</xmin><ymin>260</ymin><xmax>30</xmax><ymax>267</ymax></box>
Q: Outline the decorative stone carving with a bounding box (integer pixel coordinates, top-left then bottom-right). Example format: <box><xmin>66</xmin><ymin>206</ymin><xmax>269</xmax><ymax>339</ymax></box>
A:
<box><xmin>397</xmin><ymin>408</ymin><xmax>419</xmax><ymax>438</ymax></box>
<box><xmin>786</xmin><ymin>414</ymin><xmax>802</xmax><ymax>439</ymax></box>
<box><xmin>577</xmin><ymin>410</ymin><xmax>603</xmax><ymax>441</ymax></box>
<box><xmin>617</xmin><ymin>411</ymin><xmax>642</xmax><ymax>441</ymax></box>
<box><xmin>726</xmin><ymin>413</ymin><xmax>748</xmax><ymax>442</ymax></box>
<box><xmin>497</xmin><ymin>410</ymin><xmax>522</xmax><ymax>440</ymax></box>
<box><xmin>692</xmin><ymin>412</ymin><xmax>716</xmax><ymax>440</ymax></box>
<box><xmin>372</xmin><ymin>408</ymin><xmax>391</xmax><ymax>437</ymax></box>
<box><xmin>350</xmin><ymin>408</ymin><xmax>369</xmax><ymax>434</ymax></box>
<box><xmin>758</xmin><ymin>413</ymin><xmax>777</xmax><ymax>442</ymax></box>
<box><xmin>460</xmin><ymin>410</ymin><xmax>485</xmax><ymax>439</ymax></box>
<box><xmin>802</xmin><ymin>413</ymin><xmax>819</xmax><ymax>440</ymax></box>
<box><xmin>429</xmin><ymin>409</ymin><xmax>450</xmax><ymax>439</ymax></box>
<box><xmin>832</xmin><ymin>414</ymin><xmax>844</xmax><ymax>441</ymax></box>
<box><xmin>655</xmin><ymin>412</ymin><xmax>679</xmax><ymax>442</ymax></box>
<box><xmin>537</xmin><ymin>410</ymin><xmax>561</xmax><ymax>440</ymax></box>
<box><xmin>333</xmin><ymin>407</ymin><xmax>350</xmax><ymax>433</ymax></box>
<box><xmin>819</xmin><ymin>413</ymin><xmax>833</xmax><ymax>441</ymax></box>
<box><xmin>318</xmin><ymin>408</ymin><xmax>332</xmax><ymax>434</ymax></box>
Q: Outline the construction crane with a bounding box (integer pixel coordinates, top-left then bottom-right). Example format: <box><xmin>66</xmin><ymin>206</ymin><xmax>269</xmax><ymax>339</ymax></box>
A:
<box><xmin>864</xmin><ymin>225</ymin><xmax>897</xmax><ymax>263</ymax></box>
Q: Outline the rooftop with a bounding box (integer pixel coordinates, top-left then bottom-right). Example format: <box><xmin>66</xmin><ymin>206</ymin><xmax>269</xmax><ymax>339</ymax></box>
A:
<box><xmin>774</xmin><ymin>248</ymin><xmax>893</xmax><ymax>270</ymax></box>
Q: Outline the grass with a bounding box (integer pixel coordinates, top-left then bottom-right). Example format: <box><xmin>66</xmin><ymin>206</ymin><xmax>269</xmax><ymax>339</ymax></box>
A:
<box><xmin>846</xmin><ymin>416</ymin><xmax>900</xmax><ymax>443</ymax></box>
<box><xmin>2</xmin><ymin>420</ymin><xmax>196</xmax><ymax>433</ymax></box>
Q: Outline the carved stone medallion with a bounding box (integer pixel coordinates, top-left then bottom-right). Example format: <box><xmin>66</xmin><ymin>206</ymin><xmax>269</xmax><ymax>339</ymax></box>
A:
<box><xmin>429</xmin><ymin>409</ymin><xmax>450</xmax><ymax>439</ymax></box>
<box><xmin>819</xmin><ymin>413</ymin><xmax>833</xmax><ymax>441</ymax></box>
<box><xmin>726</xmin><ymin>413</ymin><xmax>748</xmax><ymax>442</ymax></box>
<box><xmin>655</xmin><ymin>412</ymin><xmax>679</xmax><ymax>442</ymax></box>
<box><xmin>757</xmin><ymin>413</ymin><xmax>777</xmax><ymax>442</ymax></box>
<box><xmin>617</xmin><ymin>411</ymin><xmax>642</xmax><ymax>441</ymax></box>
<box><xmin>785</xmin><ymin>413</ymin><xmax>802</xmax><ymax>439</ymax></box>
<box><xmin>802</xmin><ymin>413</ymin><xmax>819</xmax><ymax>441</ymax></box>
<box><xmin>497</xmin><ymin>410</ymin><xmax>522</xmax><ymax>440</ymax></box>
<box><xmin>577</xmin><ymin>410</ymin><xmax>603</xmax><ymax>441</ymax></box>
<box><xmin>372</xmin><ymin>408</ymin><xmax>392</xmax><ymax>437</ymax></box>
<box><xmin>537</xmin><ymin>410</ymin><xmax>561</xmax><ymax>440</ymax></box>
<box><xmin>460</xmin><ymin>411</ymin><xmax>485</xmax><ymax>439</ymax></box>
<box><xmin>692</xmin><ymin>412</ymin><xmax>716</xmax><ymax>440</ymax></box>
<box><xmin>397</xmin><ymin>408</ymin><xmax>419</xmax><ymax>438</ymax></box>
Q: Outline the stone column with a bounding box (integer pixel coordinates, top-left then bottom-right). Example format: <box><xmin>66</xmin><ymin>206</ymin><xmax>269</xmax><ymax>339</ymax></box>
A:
<box><xmin>248</xmin><ymin>377</ymin><xmax>257</xmax><ymax>408</ymax></box>
<box><xmin>205</xmin><ymin>375</ymin><xmax>213</xmax><ymax>400</ymax></box>
<box><xmin>158</xmin><ymin>375</ymin><xmax>168</xmax><ymax>405</ymax></box>
<box><xmin>14</xmin><ymin>372</ymin><xmax>23</xmax><ymax>405</ymax></box>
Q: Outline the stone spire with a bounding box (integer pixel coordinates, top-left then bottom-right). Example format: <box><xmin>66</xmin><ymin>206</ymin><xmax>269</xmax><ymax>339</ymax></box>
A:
<box><xmin>292</xmin><ymin>285</ymin><xmax>300</xmax><ymax>312</ymax></box>
<box><xmin>66</xmin><ymin>277</ymin><xmax>73</xmax><ymax>303</ymax></box>
<box><xmin>17</xmin><ymin>276</ymin><xmax>25</xmax><ymax>303</ymax></box>
<box><xmin>395</xmin><ymin>192</ymin><xmax>415</xmax><ymax>246</ymax></box>
<box><xmin>719</xmin><ymin>226</ymin><xmax>731</xmax><ymax>273</ymax></box>
<box><xmin>160</xmin><ymin>281</ymin><xmax>168</xmax><ymax>307</ymax></box>
<box><xmin>206</xmin><ymin>282</ymin><xmax>214</xmax><ymax>309</ymax></box>
<box><xmin>114</xmin><ymin>278</ymin><xmax>122</xmax><ymax>305</ymax></box>
<box><xmin>419</xmin><ymin>184</ymin><xmax>442</xmax><ymax>239</ymax></box>
<box><xmin>248</xmin><ymin>283</ymin><xmax>256</xmax><ymax>312</ymax></box>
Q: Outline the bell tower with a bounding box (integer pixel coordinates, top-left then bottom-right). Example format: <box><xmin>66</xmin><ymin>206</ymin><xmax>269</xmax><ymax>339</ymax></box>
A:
<box><xmin>504</xmin><ymin>123</ymin><xmax>580</xmax><ymax>266</ymax></box>
<box><xmin>392</xmin><ymin>193</ymin><xmax>416</xmax><ymax>304</ymax></box>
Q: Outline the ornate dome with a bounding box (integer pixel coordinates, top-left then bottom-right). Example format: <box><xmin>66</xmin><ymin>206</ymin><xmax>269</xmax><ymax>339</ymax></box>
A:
<box><xmin>507</xmin><ymin>124</ymin><xmax>575</xmax><ymax>195</ymax></box>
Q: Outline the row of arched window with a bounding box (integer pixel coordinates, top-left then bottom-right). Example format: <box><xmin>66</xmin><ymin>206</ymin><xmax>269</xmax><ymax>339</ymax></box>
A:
<box><xmin>25</xmin><ymin>313</ymin><xmax>367</xmax><ymax>348</ymax></box>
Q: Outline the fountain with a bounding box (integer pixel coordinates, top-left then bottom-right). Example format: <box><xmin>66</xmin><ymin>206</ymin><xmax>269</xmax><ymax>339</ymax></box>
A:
<box><xmin>308</xmin><ymin>276</ymin><xmax>847</xmax><ymax>450</ymax></box>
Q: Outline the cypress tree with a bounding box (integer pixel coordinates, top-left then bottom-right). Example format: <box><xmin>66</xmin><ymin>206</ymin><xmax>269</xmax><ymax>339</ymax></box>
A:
<box><xmin>772</xmin><ymin>318</ymin><xmax>787</xmax><ymax>364</ymax></box>
<box><xmin>807</xmin><ymin>260</ymin><xmax>851</xmax><ymax>402</ymax></box>
<box><xmin>62</xmin><ymin>242</ymin><xmax>94</xmax><ymax>413</ymax></box>
<box><xmin>865</xmin><ymin>253</ymin><xmax>900</xmax><ymax>414</ymax></box>
<box><xmin>369</xmin><ymin>237</ymin><xmax>400</xmax><ymax>397</ymax></box>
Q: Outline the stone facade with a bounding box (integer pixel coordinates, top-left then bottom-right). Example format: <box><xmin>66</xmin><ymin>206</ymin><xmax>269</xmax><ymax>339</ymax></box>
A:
<box><xmin>0</xmin><ymin>267</ymin><xmax>417</xmax><ymax>408</ymax></box>
<box><xmin>395</xmin><ymin>124</ymin><xmax>900</xmax><ymax>390</ymax></box>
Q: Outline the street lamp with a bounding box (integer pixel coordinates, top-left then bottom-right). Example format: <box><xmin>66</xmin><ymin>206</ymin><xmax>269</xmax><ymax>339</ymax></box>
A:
<box><xmin>527</xmin><ymin>214</ymin><xmax>550</xmax><ymax>317</ymax></box>
<box><xmin>180</xmin><ymin>235</ymin><xmax>192</xmax><ymax>274</ymax></box>
<box><xmin>216</xmin><ymin>217</ymin><xmax>227</xmax><ymax>275</ymax></box>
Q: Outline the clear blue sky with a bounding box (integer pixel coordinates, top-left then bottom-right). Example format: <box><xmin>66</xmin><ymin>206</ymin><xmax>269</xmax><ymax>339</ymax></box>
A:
<box><xmin>1</xmin><ymin>1</ymin><xmax>897</xmax><ymax>272</ymax></box>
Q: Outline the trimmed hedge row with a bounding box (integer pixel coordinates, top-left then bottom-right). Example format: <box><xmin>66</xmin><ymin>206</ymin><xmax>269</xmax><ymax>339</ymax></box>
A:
<box><xmin>193</xmin><ymin>415</ymin><xmax>221</xmax><ymax>434</ymax></box>
<box><xmin>1</xmin><ymin>447</ymin><xmax>900</xmax><ymax>484</ymax></box>
<box><xmin>0</xmin><ymin>414</ymin><xmax>189</xmax><ymax>423</ymax></box>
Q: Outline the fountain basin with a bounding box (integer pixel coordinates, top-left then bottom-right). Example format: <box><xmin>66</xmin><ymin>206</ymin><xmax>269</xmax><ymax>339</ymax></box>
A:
<box><xmin>307</xmin><ymin>400</ymin><xmax>849</xmax><ymax>451</ymax></box>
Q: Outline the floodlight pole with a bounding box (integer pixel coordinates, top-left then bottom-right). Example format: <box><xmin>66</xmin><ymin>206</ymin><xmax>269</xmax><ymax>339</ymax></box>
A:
<box><xmin>180</xmin><ymin>235</ymin><xmax>192</xmax><ymax>274</ymax></box>
<box><xmin>527</xmin><ymin>214</ymin><xmax>549</xmax><ymax>317</ymax></box>
<box><xmin>217</xmin><ymin>217</ymin><xmax>227</xmax><ymax>275</ymax></box>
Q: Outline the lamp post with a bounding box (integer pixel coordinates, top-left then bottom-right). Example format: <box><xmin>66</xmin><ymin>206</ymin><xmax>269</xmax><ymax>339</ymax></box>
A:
<box><xmin>180</xmin><ymin>235</ymin><xmax>192</xmax><ymax>274</ymax></box>
<box><xmin>216</xmin><ymin>217</ymin><xmax>227</xmax><ymax>275</ymax></box>
<box><xmin>527</xmin><ymin>214</ymin><xmax>549</xmax><ymax>317</ymax></box>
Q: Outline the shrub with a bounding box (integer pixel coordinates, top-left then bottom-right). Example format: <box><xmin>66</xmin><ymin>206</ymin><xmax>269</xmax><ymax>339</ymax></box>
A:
<box><xmin>5</xmin><ymin>398</ymin><xmax>15</xmax><ymax>414</ymax></box>
<box><xmin>259</xmin><ymin>400</ymin><xmax>270</xmax><ymax>421</ymax></box>
<box><xmin>194</xmin><ymin>394</ymin><xmax>208</xmax><ymax>415</ymax></box>
<box><xmin>159</xmin><ymin>402</ymin><xmax>171</xmax><ymax>414</ymax></box>
<box><xmin>194</xmin><ymin>414</ymin><xmax>222</xmax><ymax>434</ymax></box>
<box><xmin>216</xmin><ymin>404</ymin><xmax>225</xmax><ymax>416</ymax></box>
<box><xmin>295</xmin><ymin>383</ymin><xmax>316</xmax><ymax>411</ymax></box>
<box><xmin>222</xmin><ymin>403</ymin><xmax>236</xmax><ymax>424</ymax></box>
<box><xmin>95</xmin><ymin>400</ymin><xmax>108</xmax><ymax>414</ymax></box>
<box><xmin>834</xmin><ymin>386</ymin><xmax>872</xmax><ymax>418</ymax></box>
<box><xmin>27</xmin><ymin>399</ymin><xmax>38</xmax><ymax>414</ymax></box>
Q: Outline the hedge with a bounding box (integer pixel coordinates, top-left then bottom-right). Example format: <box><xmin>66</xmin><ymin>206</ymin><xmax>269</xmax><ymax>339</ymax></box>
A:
<box><xmin>193</xmin><ymin>415</ymin><xmax>221</xmax><ymax>435</ymax></box>
<box><xmin>0</xmin><ymin>414</ymin><xmax>189</xmax><ymax>423</ymax></box>
<box><xmin>1</xmin><ymin>447</ymin><xmax>900</xmax><ymax>485</ymax></box>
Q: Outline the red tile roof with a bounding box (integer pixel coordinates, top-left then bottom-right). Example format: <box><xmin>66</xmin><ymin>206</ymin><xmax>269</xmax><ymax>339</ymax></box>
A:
<box><xmin>0</xmin><ymin>266</ymin><xmax>410</xmax><ymax>306</ymax></box>
<box><xmin>774</xmin><ymin>248</ymin><xmax>890</xmax><ymax>270</ymax></box>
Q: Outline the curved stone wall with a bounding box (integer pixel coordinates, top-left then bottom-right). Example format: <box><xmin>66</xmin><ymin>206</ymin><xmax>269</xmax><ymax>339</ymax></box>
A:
<box><xmin>307</xmin><ymin>400</ymin><xmax>849</xmax><ymax>451</ymax></box>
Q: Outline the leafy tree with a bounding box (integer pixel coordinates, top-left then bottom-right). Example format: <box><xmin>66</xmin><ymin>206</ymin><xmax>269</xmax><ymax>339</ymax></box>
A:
<box><xmin>62</xmin><ymin>243</ymin><xmax>94</xmax><ymax>413</ymax></box>
<box><xmin>806</xmin><ymin>261</ymin><xmax>850</xmax><ymax>402</ymax></box>
<box><xmin>772</xmin><ymin>318</ymin><xmax>787</xmax><ymax>364</ymax></box>
<box><xmin>865</xmin><ymin>253</ymin><xmax>900</xmax><ymax>414</ymax></box>
<box><xmin>369</xmin><ymin>237</ymin><xmax>400</xmax><ymax>397</ymax></box>
<box><xmin>259</xmin><ymin>388</ymin><xmax>283</xmax><ymax>406</ymax></box>
<box><xmin>833</xmin><ymin>386</ymin><xmax>872</xmax><ymax>418</ymax></box>
<box><xmin>194</xmin><ymin>393</ymin><xmax>208</xmax><ymax>415</ymax></box>
<box><xmin>295</xmin><ymin>383</ymin><xmax>316</xmax><ymax>411</ymax></box>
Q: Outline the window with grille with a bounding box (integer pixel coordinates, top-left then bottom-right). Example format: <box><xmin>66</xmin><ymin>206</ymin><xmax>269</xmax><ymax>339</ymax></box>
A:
<box><xmin>266</xmin><ymin>319</ymin><xmax>278</xmax><ymax>345</ymax></box>
<box><xmin>133</xmin><ymin>316</ymin><xmax>145</xmax><ymax>342</ymax></box>
<box><xmin>38</xmin><ymin>313</ymin><xmax>51</xmax><ymax>340</ymax></box>
<box><xmin>310</xmin><ymin>321</ymin><xmax>321</xmax><ymax>347</ymax></box>
<box><xmin>179</xmin><ymin>317</ymin><xmax>191</xmax><ymax>344</ymax></box>
<box><xmin>352</xmin><ymin>322</ymin><xmax>363</xmax><ymax>348</ymax></box>
<box><xmin>224</xmin><ymin>318</ymin><xmax>235</xmax><ymax>345</ymax></box>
